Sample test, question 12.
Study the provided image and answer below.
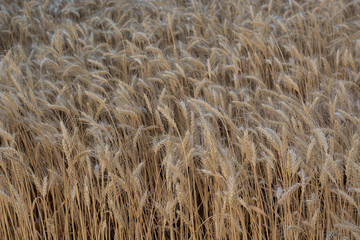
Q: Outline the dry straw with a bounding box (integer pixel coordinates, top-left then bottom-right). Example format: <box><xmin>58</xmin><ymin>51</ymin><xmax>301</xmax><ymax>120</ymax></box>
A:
<box><xmin>0</xmin><ymin>0</ymin><xmax>359</xmax><ymax>239</ymax></box>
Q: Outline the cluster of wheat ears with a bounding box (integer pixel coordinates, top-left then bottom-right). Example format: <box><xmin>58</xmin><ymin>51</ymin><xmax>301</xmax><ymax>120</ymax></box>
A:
<box><xmin>0</xmin><ymin>0</ymin><xmax>359</xmax><ymax>239</ymax></box>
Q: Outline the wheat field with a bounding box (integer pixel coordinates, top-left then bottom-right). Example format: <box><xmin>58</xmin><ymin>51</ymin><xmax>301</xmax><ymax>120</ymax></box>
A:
<box><xmin>0</xmin><ymin>0</ymin><xmax>359</xmax><ymax>239</ymax></box>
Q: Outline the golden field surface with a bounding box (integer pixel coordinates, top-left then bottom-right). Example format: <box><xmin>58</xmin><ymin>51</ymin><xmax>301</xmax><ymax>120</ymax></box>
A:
<box><xmin>0</xmin><ymin>0</ymin><xmax>359</xmax><ymax>239</ymax></box>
